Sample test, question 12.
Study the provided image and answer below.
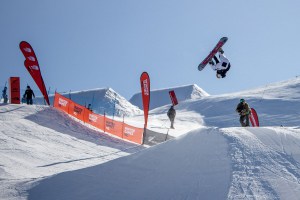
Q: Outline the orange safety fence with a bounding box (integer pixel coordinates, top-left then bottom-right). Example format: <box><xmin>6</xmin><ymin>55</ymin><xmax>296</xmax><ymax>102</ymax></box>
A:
<box><xmin>53</xmin><ymin>92</ymin><xmax>143</xmax><ymax>144</ymax></box>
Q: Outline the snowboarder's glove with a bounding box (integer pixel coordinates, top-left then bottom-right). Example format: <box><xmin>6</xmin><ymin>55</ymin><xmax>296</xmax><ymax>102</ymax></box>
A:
<box><xmin>219</xmin><ymin>48</ymin><xmax>224</xmax><ymax>54</ymax></box>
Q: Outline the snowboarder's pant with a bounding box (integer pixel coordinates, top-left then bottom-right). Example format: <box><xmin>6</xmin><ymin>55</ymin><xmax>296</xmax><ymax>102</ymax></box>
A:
<box><xmin>240</xmin><ymin>114</ymin><xmax>249</xmax><ymax>127</ymax></box>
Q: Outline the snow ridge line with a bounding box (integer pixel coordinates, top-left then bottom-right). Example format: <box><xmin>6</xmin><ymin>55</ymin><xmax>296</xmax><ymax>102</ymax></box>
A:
<box><xmin>221</xmin><ymin>127</ymin><xmax>300</xmax><ymax>200</ymax></box>
<box><xmin>222</xmin><ymin>128</ymin><xmax>279</xmax><ymax>200</ymax></box>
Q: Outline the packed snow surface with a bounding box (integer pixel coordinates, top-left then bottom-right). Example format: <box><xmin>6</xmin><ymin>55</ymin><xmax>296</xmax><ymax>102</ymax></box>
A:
<box><xmin>1</xmin><ymin>77</ymin><xmax>300</xmax><ymax>200</ymax></box>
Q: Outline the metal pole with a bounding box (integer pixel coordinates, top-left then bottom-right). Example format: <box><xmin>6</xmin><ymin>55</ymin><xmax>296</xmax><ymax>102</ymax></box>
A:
<box><xmin>112</xmin><ymin>93</ymin><xmax>117</xmax><ymax>120</ymax></box>
<box><xmin>91</xmin><ymin>92</ymin><xmax>95</xmax><ymax>110</ymax></box>
<box><xmin>142</xmin><ymin>126</ymin><xmax>147</xmax><ymax>145</ymax></box>
<box><xmin>165</xmin><ymin>128</ymin><xmax>170</xmax><ymax>141</ymax></box>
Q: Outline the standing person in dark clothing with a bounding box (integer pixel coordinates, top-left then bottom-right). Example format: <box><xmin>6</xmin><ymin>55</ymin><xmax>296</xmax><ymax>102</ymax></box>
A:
<box><xmin>167</xmin><ymin>105</ymin><xmax>176</xmax><ymax>129</ymax></box>
<box><xmin>2</xmin><ymin>86</ymin><xmax>8</xmax><ymax>103</ymax></box>
<box><xmin>23</xmin><ymin>86</ymin><xmax>35</xmax><ymax>105</ymax></box>
<box><xmin>236</xmin><ymin>98</ymin><xmax>251</xmax><ymax>127</ymax></box>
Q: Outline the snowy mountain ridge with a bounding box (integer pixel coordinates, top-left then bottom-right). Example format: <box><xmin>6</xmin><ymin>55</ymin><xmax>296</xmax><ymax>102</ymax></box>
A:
<box><xmin>35</xmin><ymin>87</ymin><xmax>143</xmax><ymax>117</ymax></box>
<box><xmin>220</xmin><ymin>77</ymin><xmax>300</xmax><ymax>100</ymax></box>
<box><xmin>129</xmin><ymin>84</ymin><xmax>209</xmax><ymax>110</ymax></box>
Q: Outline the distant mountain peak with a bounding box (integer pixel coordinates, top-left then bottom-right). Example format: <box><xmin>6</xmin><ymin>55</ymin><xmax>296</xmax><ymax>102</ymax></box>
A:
<box><xmin>130</xmin><ymin>84</ymin><xmax>209</xmax><ymax>110</ymax></box>
<box><xmin>35</xmin><ymin>88</ymin><xmax>142</xmax><ymax>117</ymax></box>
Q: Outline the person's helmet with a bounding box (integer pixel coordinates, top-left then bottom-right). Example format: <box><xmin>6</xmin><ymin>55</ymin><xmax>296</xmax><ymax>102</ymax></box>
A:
<box><xmin>240</xmin><ymin>98</ymin><xmax>245</xmax><ymax>103</ymax></box>
<box><xmin>27</xmin><ymin>86</ymin><xmax>30</xmax><ymax>89</ymax></box>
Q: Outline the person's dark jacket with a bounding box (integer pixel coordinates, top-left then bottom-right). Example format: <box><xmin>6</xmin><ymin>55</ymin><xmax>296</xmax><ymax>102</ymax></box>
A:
<box><xmin>167</xmin><ymin>106</ymin><xmax>176</xmax><ymax>120</ymax></box>
<box><xmin>24</xmin><ymin>88</ymin><xmax>35</xmax><ymax>99</ymax></box>
<box><xmin>236</xmin><ymin>102</ymin><xmax>251</xmax><ymax>116</ymax></box>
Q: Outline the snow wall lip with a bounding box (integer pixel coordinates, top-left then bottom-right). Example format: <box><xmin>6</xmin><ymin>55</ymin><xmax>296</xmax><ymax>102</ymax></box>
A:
<box><xmin>28</xmin><ymin>127</ymin><xmax>231</xmax><ymax>200</ymax></box>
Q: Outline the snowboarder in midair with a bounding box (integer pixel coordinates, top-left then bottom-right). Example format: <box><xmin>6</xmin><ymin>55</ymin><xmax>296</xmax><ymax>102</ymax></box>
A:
<box><xmin>236</xmin><ymin>98</ymin><xmax>251</xmax><ymax>127</ymax></box>
<box><xmin>167</xmin><ymin>105</ymin><xmax>176</xmax><ymax>129</ymax></box>
<box><xmin>23</xmin><ymin>85</ymin><xmax>35</xmax><ymax>105</ymax></box>
<box><xmin>208</xmin><ymin>48</ymin><xmax>231</xmax><ymax>78</ymax></box>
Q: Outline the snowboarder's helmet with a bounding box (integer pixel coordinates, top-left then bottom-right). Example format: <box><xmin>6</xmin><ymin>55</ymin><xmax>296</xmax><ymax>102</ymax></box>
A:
<box><xmin>27</xmin><ymin>86</ymin><xmax>30</xmax><ymax>88</ymax></box>
<box><xmin>240</xmin><ymin>99</ymin><xmax>245</xmax><ymax>103</ymax></box>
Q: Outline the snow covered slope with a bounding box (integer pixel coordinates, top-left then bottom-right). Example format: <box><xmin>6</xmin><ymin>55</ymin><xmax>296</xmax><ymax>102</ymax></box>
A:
<box><xmin>35</xmin><ymin>88</ymin><xmax>142</xmax><ymax>117</ymax></box>
<box><xmin>1</xmin><ymin>77</ymin><xmax>300</xmax><ymax>200</ymax></box>
<box><xmin>0</xmin><ymin>104</ymin><xmax>144</xmax><ymax>200</ymax></box>
<box><xmin>230</xmin><ymin>77</ymin><xmax>300</xmax><ymax>100</ymax></box>
<box><xmin>129</xmin><ymin>84</ymin><xmax>209</xmax><ymax>110</ymax></box>
<box><xmin>28</xmin><ymin>127</ymin><xmax>300</xmax><ymax>200</ymax></box>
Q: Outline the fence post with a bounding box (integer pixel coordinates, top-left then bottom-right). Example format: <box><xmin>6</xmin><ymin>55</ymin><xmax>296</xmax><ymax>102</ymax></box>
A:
<box><xmin>142</xmin><ymin>127</ymin><xmax>146</xmax><ymax>145</ymax></box>
<box><xmin>104</xmin><ymin>111</ymin><xmax>106</xmax><ymax>133</ymax></box>
<box><xmin>121</xmin><ymin>115</ymin><xmax>124</xmax><ymax>139</ymax></box>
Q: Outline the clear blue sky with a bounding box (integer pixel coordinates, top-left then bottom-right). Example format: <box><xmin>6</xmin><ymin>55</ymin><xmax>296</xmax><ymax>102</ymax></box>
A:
<box><xmin>1</xmin><ymin>0</ymin><xmax>299</xmax><ymax>99</ymax></box>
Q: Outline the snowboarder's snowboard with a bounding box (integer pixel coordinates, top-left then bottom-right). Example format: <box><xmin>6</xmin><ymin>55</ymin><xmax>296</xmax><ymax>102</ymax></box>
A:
<box><xmin>250</xmin><ymin>108</ymin><xmax>259</xmax><ymax>127</ymax></box>
<box><xmin>198</xmin><ymin>37</ymin><xmax>228</xmax><ymax>71</ymax></box>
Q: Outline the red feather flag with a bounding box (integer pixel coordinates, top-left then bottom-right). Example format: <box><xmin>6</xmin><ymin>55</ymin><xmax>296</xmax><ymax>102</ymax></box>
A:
<box><xmin>169</xmin><ymin>90</ymin><xmax>178</xmax><ymax>106</ymax></box>
<box><xmin>250</xmin><ymin>108</ymin><xmax>259</xmax><ymax>127</ymax></box>
<box><xmin>140</xmin><ymin>72</ymin><xmax>150</xmax><ymax>129</ymax></box>
<box><xmin>19</xmin><ymin>41</ymin><xmax>50</xmax><ymax>105</ymax></box>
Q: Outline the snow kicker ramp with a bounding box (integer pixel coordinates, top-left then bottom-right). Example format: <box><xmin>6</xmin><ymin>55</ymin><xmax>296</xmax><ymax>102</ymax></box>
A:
<box><xmin>29</xmin><ymin>127</ymin><xmax>300</xmax><ymax>200</ymax></box>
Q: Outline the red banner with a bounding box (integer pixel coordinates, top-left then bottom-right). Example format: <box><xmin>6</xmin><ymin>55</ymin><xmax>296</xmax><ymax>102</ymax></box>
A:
<box><xmin>69</xmin><ymin>101</ymin><xmax>86</xmax><ymax>121</ymax></box>
<box><xmin>140</xmin><ymin>72</ymin><xmax>150</xmax><ymax>129</ymax></box>
<box><xmin>250</xmin><ymin>108</ymin><xmax>259</xmax><ymax>127</ymax></box>
<box><xmin>53</xmin><ymin>92</ymin><xmax>143</xmax><ymax>144</ymax></box>
<box><xmin>19</xmin><ymin>41</ymin><xmax>50</xmax><ymax>105</ymax></box>
<box><xmin>83</xmin><ymin>109</ymin><xmax>105</xmax><ymax>131</ymax></box>
<box><xmin>9</xmin><ymin>77</ymin><xmax>20</xmax><ymax>104</ymax></box>
<box><xmin>169</xmin><ymin>90</ymin><xmax>178</xmax><ymax>106</ymax></box>
<box><xmin>123</xmin><ymin>124</ymin><xmax>143</xmax><ymax>144</ymax></box>
<box><xmin>53</xmin><ymin>92</ymin><xmax>70</xmax><ymax>113</ymax></box>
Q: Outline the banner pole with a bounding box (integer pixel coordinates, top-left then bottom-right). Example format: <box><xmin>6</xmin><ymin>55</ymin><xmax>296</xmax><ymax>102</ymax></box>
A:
<box><xmin>143</xmin><ymin>126</ymin><xmax>146</xmax><ymax>145</ymax></box>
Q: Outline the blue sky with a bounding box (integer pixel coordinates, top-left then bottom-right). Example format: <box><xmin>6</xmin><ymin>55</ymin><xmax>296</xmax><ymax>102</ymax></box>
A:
<box><xmin>1</xmin><ymin>0</ymin><xmax>299</xmax><ymax>99</ymax></box>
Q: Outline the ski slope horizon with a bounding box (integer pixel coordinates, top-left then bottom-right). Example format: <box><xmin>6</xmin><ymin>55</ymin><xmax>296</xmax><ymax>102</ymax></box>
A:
<box><xmin>1</xmin><ymin>77</ymin><xmax>300</xmax><ymax>200</ymax></box>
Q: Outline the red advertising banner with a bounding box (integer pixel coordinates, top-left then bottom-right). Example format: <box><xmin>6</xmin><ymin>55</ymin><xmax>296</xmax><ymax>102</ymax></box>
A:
<box><xmin>68</xmin><ymin>101</ymin><xmax>86</xmax><ymax>122</ymax></box>
<box><xmin>83</xmin><ymin>109</ymin><xmax>105</xmax><ymax>131</ymax></box>
<box><xmin>123</xmin><ymin>124</ymin><xmax>143</xmax><ymax>144</ymax></box>
<box><xmin>53</xmin><ymin>92</ymin><xmax>143</xmax><ymax>144</ymax></box>
<box><xmin>53</xmin><ymin>92</ymin><xmax>70</xmax><ymax>113</ymax></box>
<box><xmin>140</xmin><ymin>72</ymin><xmax>150</xmax><ymax>129</ymax></box>
<box><xmin>9</xmin><ymin>77</ymin><xmax>20</xmax><ymax>104</ymax></box>
<box><xmin>19</xmin><ymin>41</ymin><xmax>50</xmax><ymax>105</ymax></box>
<box><xmin>104</xmin><ymin>118</ymin><xmax>123</xmax><ymax>138</ymax></box>
<box><xmin>250</xmin><ymin>108</ymin><xmax>260</xmax><ymax>127</ymax></box>
<box><xmin>169</xmin><ymin>90</ymin><xmax>178</xmax><ymax>106</ymax></box>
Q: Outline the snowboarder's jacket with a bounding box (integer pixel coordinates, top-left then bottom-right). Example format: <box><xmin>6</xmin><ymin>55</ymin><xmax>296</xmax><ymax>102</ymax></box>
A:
<box><xmin>236</xmin><ymin>102</ymin><xmax>251</xmax><ymax>116</ymax></box>
<box><xmin>167</xmin><ymin>106</ymin><xmax>176</xmax><ymax>120</ymax></box>
<box><xmin>210</xmin><ymin>53</ymin><xmax>231</xmax><ymax>78</ymax></box>
<box><xmin>24</xmin><ymin>88</ymin><xmax>35</xmax><ymax>100</ymax></box>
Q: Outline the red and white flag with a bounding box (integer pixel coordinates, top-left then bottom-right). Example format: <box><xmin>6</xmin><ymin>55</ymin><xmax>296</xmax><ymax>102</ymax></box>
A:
<box><xmin>140</xmin><ymin>72</ymin><xmax>150</xmax><ymax>129</ymax></box>
<box><xmin>169</xmin><ymin>90</ymin><xmax>178</xmax><ymax>106</ymax></box>
<box><xmin>250</xmin><ymin>108</ymin><xmax>259</xmax><ymax>127</ymax></box>
<box><xmin>19</xmin><ymin>41</ymin><xmax>50</xmax><ymax>105</ymax></box>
